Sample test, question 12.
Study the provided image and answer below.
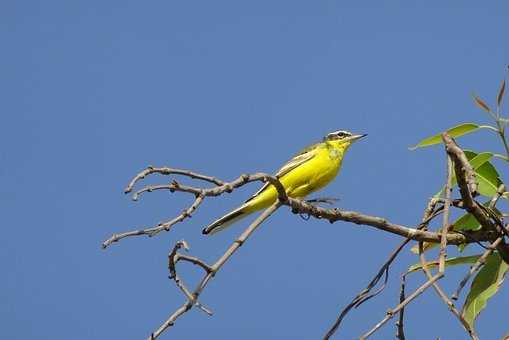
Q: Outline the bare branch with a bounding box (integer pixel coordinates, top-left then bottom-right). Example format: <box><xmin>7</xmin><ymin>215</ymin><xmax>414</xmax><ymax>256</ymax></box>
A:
<box><xmin>357</xmin><ymin>195</ymin><xmax>446</xmax><ymax>339</ymax></box>
<box><xmin>324</xmin><ymin>198</ymin><xmax>441</xmax><ymax>339</ymax></box>
<box><xmin>124</xmin><ymin>166</ymin><xmax>224</xmax><ymax>194</ymax></box>
<box><xmin>395</xmin><ymin>274</ymin><xmax>406</xmax><ymax>340</ymax></box>
<box><xmin>414</xmin><ymin>156</ymin><xmax>479</xmax><ymax>339</ymax></box>
<box><xmin>102</xmin><ymin>194</ymin><xmax>205</xmax><ymax>248</ymax></box>
<box><xmin>286</xmin><ymin>197</ymin><xmax>494</xmax><ymax>245</ymax></box>
<box><xmin>103</xmin><ymin>173</ymin><xmax>287</xmax><ymax>248</ymax></box>
<box><xmin>359</xmin><ymin>274</ymin><xmax>442</xmax><ymax>339</ymax></box>
<box><xmin>438</xmin><ymin>156</ymin><xmax>453</xmax><ymax>273</ymax></box>
<box><xmin>418</xmin><ymin>240</ymin><xmax>479</xmax><ymax>339</ymax></box>
<box><xmin>323</xmin><ymin>238</ymin><xmax>412</xmax><ymax>340</ymax></box>
<box><xmin>149</xmin><ymin>202</ymin><xmax>282</xmax><ymax>339</ymax></box>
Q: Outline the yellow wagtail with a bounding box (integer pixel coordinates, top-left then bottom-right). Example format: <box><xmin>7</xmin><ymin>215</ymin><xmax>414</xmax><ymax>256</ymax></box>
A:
<box><xmin>202</xmin><ymin>130</ymin><xmax>366</xmax><ymax>235</ymax></box>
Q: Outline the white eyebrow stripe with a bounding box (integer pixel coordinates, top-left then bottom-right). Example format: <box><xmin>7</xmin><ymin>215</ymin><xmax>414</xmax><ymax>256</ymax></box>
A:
<box><xmin>328</xmin><ymin>130</ymin><xmax>351</xmax><ymax>136</ymax></box>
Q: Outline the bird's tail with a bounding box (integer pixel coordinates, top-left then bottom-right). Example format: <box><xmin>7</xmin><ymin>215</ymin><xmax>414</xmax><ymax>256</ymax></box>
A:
<box><xmin>202</xmin><ymin>204</ymin><xmax>249</xmax><ymax>235</ymax></box>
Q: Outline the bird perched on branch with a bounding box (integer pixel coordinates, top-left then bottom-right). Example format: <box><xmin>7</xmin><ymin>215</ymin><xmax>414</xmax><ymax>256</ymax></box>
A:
<box><xmin>202</xmin><ymin>130</ymin><xmax>366</xmax><ymax>235</ymax></box>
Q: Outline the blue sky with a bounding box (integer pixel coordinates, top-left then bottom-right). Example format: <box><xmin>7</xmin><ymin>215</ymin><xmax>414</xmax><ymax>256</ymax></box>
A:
<box><xmin>2</xmin><ymin>1</ymin><xmax>509</xmax><ymax>339</ymax></box>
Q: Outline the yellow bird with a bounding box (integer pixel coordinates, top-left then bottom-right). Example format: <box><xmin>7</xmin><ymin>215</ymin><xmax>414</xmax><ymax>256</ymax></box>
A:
<box><xmin>202</xmin><ymin>130</ymin><xmax>366</xmax><ymax>235</ymax></box>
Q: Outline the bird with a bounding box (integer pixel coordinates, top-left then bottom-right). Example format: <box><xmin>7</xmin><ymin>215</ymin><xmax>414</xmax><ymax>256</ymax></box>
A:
<box><xmin>202</xmin><ymin>130</ymin><xmax>366</xmax><ymax>235</ymax></box>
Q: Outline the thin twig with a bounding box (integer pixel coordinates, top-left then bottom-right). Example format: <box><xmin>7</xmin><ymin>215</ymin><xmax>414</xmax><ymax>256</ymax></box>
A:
<box><xmin>324</xmin><ymin>199</ymin><xmax>440</xmax><ymax>339</ymax></box>
<box><xmin>356</xmin><ymin>198</ymin><xmax>442</xmax><ymax>339</ymax></box>
<box><xmin>102</xmin><ymin>194</ymin><xmax>205</xmax><ymax>248</ymax></box>
<box><xmin>395</xmin><ymin>274</ymin><xmax>406</xmax><ymax>340</ymax></box>
<box><xmin>418</xmin><ymin>241</ymin><xmax>479</xmax><ymax>339</ymax></box>
<box><xmin>359</xmin><ymin>151</ymin><xmax>472</xmax><ymax>339</ymax></box>
<box><xmin>438</xmin><ymin>156</ymin><xmax>453</xmax><ymax>273</ymax></box>
<box><xmin>414</xmin><ymin>155</ymin><xmax>479</xmax><ymax>339</ymax></box>
<box><xmin>323</xmin><ymin>238</ymin><xmax>411</xmax><ymax>339</ymax></box>
<box><xmin>359</xmin><ymin>275</ymin><xmax>442</xmax><ymax>339</ymax></box>
<box><xmin>149</xmin><ymin>202</ymin><xmax>282</xmax><ymax>339</ymax></box>
<box><xmin>103</xmin><ymin>172</ymin><xmax>287</xmax><ymax>248</ymax></box>
<box><xmin>124</xmin><ymin>166</ymin><xmax>224</xmax><ymax>194</ymax></box>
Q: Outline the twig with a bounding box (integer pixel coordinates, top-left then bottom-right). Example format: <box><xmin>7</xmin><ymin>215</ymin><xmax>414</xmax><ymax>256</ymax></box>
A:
<box><xmin>358</xmin><ymin>193</ymin><xmax>447</xmax><ymax>339</ymax></box>
<box><xmin>359</xmin><ymin>275</ymin><xmax>442</xmax><ymax>339</ymax></box>
<box><xmin>103</xmin><ymin>172</ymin><xmax>287</xmax><ymax>248</ymax></box>
<box><xmin>149</xmin><ymin>202</ymin><xmax>282</xmax><ymax>339</ymax></box>
<box><xmin>395</xmin><ymin>274</ymin><xmax>406</xmax><ymax>340</ymax></box>
<box><xmin>323</xmin><ymin>238</ymin><xmax>411</xmax><ymax>340</ymax></box>
<box><xmin>102</xmin><ymin>194</ymin><xmax>205</xmax><ymax>248</ymax></box>
<box><xmin>124</xmin><ymin>166</ymin><xmax>224</xmax><ymax>194</ymax></box>
<box><xmin>324</xmin><ymin>199</ymin><xmax>440</xmax><ymax>339</ymax></box>
<box><xmin>418</xmin><ymin>241</ymin><xmax>479</xmax><ymax>339</ymax></box>
<box><xmin>438</xmin><ymin>156</ymin><xmax>453</xmax><ymax>273</ymax></box>
<box><xmin>415</xmin><ymin>155</ymin><xmax>479</xmax><ymax>339</ymax></box>
<box><xmin>359</xmin><ymin>151</ymin><xmax>474</xmax><ymax>339</ymax></box>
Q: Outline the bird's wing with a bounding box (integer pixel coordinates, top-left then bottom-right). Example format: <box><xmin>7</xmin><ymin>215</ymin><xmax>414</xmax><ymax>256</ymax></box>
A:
<box><xmin>245</xmin><ymin>143</ymin><xmax>320</xmax><ymax>203</ymax></box>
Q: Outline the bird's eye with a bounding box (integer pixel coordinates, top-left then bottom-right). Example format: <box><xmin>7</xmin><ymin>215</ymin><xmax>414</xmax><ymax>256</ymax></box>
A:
<box><xmin>336</xmin><ymin>132</ymin><xmax>348</xmax><ymax>138</ymax></box>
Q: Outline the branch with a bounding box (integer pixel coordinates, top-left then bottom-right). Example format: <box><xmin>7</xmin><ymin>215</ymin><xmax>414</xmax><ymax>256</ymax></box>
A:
<box><xmin>359</xmin><ymin>274</ymin><xmax>442</xmax><ymax>339</ymax></box>
<box><xmin>149</xmin><ymin>202</ymin><xmax>282</xmax><ymax>339</ymax></box>
<box><xmin>124</xmin><ymin>166</ymin><xmax>224</xmax><ymax>194</ymax></box>
<box><xmin>103</xmin><ymin>171</ymin><xmax>287</xmax><ymax>248</ymax></box>
<box><xmin>418</xmin><ymin>240</ymin><xmax>478</xmax><ymax>339</ymax></box>
<box><xmin>323</xmin><ymin>237</ymin><xmax>412</xmax><ymax>340</ymax></box>
<box><xmin>416</xmin><ymin>155</ymin><xmax>478</xmax><ymax>339</ymax></box>
<box><xmin>285</xmin><ymin>197</ymin><xmax>495</xmax><ymax>245</ymax></box>
<box><xmin>324</xmin><ymin>198</ymin><xmax>442</xmax><ymax>339</ymax></box>
<box><xmin>442</xmin><ymin>133</ymin><xmax>509</xmax><ymax>264</ymax></box>
<box><xmin>102</xmin><ymin>194</ymin><xmax>205</xmax><ymax>248</ymax></box>
<box><xmin>358</xmin><ymin>186</ymin><xmax>451</xmax><ymax>339</ymax></box>
<box><xmin>395</xmin><ymin>274</ymin><xmax>406</xmax><ymax>340</ymax></box>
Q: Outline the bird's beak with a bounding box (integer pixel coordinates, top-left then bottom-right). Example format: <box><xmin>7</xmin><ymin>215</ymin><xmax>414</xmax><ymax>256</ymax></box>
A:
<box><xmin>348</xmin><ymin>134</ymin><xmax>367</xmax><ymax>142</ymax></box>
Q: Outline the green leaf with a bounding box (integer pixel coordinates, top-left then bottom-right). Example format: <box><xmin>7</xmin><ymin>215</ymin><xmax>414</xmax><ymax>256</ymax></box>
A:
<box><xmin>410</xmin><ymin>123</ymin><xmax>480</xmax><ymax>150</ymax></box>
<box><xmin>410</xmin><ymin>239</ymin><xmax>441</xmax><ymax>254</ymax></box>
<box><xmin>462</xmin><ymin>253</ymin><xmax>509</xmax><ymax>328</ymax></box>
<box><xmin>433</xmin><ymin>151</ymin><xmax>494</xmax><ymax>198</ymax></box>
<box><xmin>463</xmin><ymin>151</ymin><xmax>502</xmax><ymax>197</ymax></box>
<box><xmin>451</xmin><ymin>201</ymin><xmax>502</xmax><ymax>252</ymax></box>
<box><xmin>407</xmin><ymin>254</ymin><xmax>485</xmax><ymax>273</ymax></box>
<box><xmin>451</xmin><ymin>198</ymin><xmax>503</xmax><ymax>233</ymax></box>
<box><xmin>476</xmin><ymin>161</ymin><xmax>503</xmax><ymax>197</ymax></box>
<box><xmin>453</xmin><ymin>212</ymin><xmax>482</xmax><ymax>231</ymax></box>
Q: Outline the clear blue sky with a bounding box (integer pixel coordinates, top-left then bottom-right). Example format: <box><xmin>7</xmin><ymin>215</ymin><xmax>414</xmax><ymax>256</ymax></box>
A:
<box><xmin>2</xmin><ymin>1</ymin><xmax>509</xmax><ymax>339</ymax></box>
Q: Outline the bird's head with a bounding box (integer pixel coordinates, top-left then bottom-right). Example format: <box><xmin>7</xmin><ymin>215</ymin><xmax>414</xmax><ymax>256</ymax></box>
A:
<box><xmin>323</xmin><ymin>130</ymin><xmax>367</xmax><ymax>148</ymax></box>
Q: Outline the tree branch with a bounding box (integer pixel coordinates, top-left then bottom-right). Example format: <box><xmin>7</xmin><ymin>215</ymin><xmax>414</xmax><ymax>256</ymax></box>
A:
<box><xmin>442</xmin><ymin>133</ymin><xmax>509</xmax><ymax>264</ymax></box>
<box><xmin>149</xmin><ymin>202</ymin><xmax>282</xmax><ymax>339</ymax></box>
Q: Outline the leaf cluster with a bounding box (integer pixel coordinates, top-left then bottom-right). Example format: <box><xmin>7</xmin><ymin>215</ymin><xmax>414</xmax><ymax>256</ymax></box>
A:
<box><xmin>409</xmin><ymin>79</ymin><xmax>508</xmax><ymax>331</ymax></box>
